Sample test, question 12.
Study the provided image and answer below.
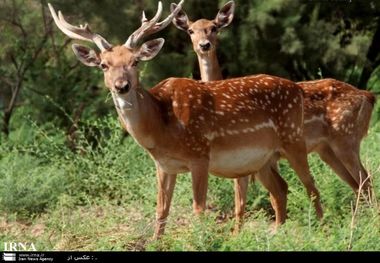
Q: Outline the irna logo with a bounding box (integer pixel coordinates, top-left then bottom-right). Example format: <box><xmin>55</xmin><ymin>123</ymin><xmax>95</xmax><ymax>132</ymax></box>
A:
<box><xmin>3</xmin><ymin>242</ymin><xmax>37</xmax><ymax>251</ymax></box>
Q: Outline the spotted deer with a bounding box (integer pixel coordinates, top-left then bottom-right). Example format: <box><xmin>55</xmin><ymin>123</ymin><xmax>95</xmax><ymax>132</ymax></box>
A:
<box><xmin>49</xmin><ymin>1</ymin><xmax>323</xmax><ymax>239</ymax></box>
<box><xmin>172</xmin><ymin>0</ymin><xmax>376</xmax><ymax>227</ymax></box>
<box><xmin>298</xmin><ymin>80</ymin><xmax>375</xmax><ymax>193</ymax></box>
<box><xmin>171</xmin><ymin>1</ymin><xmax>291</xmax><ymax>227</ymax></box>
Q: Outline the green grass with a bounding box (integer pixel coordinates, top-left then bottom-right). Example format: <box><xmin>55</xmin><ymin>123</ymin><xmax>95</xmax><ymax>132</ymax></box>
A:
<box><xmin>0</xmin><ymin>109</ymin><xmax>379</xmax><ymax>251</ymax></box>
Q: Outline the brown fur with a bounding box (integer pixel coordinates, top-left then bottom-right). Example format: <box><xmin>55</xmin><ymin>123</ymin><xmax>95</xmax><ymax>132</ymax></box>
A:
<box><xmin>173</xmin><ymin>3</ymin><xmax>376</xmax><ymax>232</ymax></box>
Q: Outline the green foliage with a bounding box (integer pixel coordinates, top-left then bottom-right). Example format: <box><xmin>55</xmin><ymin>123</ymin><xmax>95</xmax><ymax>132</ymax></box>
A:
<box><xmin>0</xmin><ymin>111</ymin><xmax>69</xmax><ymax>216</ymax></box>
<box><xmin>0</xmin><ymin>153</ymin><xmax>67</xmax><ymax>217</ymax></box>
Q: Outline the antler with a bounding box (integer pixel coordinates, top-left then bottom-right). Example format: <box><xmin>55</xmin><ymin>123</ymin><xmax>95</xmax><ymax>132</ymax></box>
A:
<box><xmin>48</xmin><ymin>3</ymin><xmax>112</xmax><ymax>52</ymax></box>
<box><xmin>125</xmin><ymin>0</ymin><xmax>185</xmax><ymax>49</ymax></box>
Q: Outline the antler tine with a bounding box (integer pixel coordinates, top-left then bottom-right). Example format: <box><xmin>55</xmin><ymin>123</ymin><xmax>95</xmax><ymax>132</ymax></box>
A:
<box><xmin>48</xmin><ymin>3</ymin><xmax>112</xmax><ymax>52</ymax></box>
<box><xmin>148</xmin><ymin>1</ymin><xmax>164</xmax><ymax>27</ymax></box>
<box><xmin>125</xmin><ymin>0</ymin><xmax>184</xmax><ymax>49</ymax></box>
<box><xmin>142</xmin><ymin>11</ymin><xmax>148</xmax><ymax>23</ymax></box>
<box><xmin>125</xmin><ymin>1</ymin><xmax>163</xmax><ymax>49</ymax></box>
<box><xmin>154</xmin><ymin>0</ymin><xmax>185</xmax><ymax>30</ymax></box>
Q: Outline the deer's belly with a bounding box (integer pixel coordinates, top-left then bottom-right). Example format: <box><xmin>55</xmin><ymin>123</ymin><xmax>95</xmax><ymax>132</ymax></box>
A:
<box><xmin>209</xmin><ymin>147</ymin><xmax>274</xmax><ymax>178</ymax></box>
<box><xmin>155</xmin><ymin>157</ymin><xmax>189</xmax><ymax>175</ymax></box>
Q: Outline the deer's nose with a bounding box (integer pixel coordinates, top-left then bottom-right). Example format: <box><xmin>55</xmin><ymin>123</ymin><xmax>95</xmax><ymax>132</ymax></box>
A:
<box><xmin>114</xmin><ymin>79</ymin><xmax>130</xmax><ymax>94</ymax></box>
<box><xmin>199</xmin><ymin>41</ymin><xmax>211</xmax><ymax>51</ymax></box>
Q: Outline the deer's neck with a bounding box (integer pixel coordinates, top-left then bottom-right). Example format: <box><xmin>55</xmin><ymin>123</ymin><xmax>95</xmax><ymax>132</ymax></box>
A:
<box><xmin>197</xmin><ymin>51</ymin><xmax>223</xmax><ymax>81</ymax></box>
<box><xmin>112</xmin><ymin>87</ymin><xmax>163</xmax><ymax>149</ymax></box>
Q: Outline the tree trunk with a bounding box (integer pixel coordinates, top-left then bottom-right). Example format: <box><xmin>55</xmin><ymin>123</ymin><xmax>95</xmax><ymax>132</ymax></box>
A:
<box><xmin>2</xmin><ymin>111</ymin><xmax>11</xmax><ymax>137</ymax></box>
<box><xmin>358</xmin><ymin>18</ymin><xmax>380</xmax><ymax>90</ymax></box>
<box><xmin>2</xmin><ymin>79</ymin><xmax>22</xmax><ymax>136</ymax></box>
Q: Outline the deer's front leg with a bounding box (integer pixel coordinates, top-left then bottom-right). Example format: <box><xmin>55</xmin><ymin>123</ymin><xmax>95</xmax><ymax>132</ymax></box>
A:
<box><xmin>190</xmin><ymin>160</ymin><xmax>209</xmax><ymax>215</ymax></box>
<box><xmin>154</xmin><ymin>166</ymin><xmax>177</xmax><ymax>239</ymax></box>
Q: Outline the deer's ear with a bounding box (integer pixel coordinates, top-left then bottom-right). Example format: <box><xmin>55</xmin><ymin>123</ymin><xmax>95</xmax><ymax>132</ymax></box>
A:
<box><xmin>215</xmin><ymin>1</ymin><xmax>235</xmax><ymax>29</ymax></box>
<box><xmin>135</xmin><ymin>38</ymin><xmax>165</xmax><ymax>62</ymax></box>
<box><xmin>171</xmin><ymin>3</ymin><xmax>190</xmax><ymax>32</ymax></box>
<box><xmin>72</xmin><ymin>44</ymin><xmax>101</xmax><ymax>67</ymax></box>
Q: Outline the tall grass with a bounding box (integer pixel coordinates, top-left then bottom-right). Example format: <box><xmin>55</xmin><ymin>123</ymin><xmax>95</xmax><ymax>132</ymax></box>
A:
<box><xmin>0</xmin><ymin>106</ymin><xmax>379</xmax><ymax>251</ymax></box>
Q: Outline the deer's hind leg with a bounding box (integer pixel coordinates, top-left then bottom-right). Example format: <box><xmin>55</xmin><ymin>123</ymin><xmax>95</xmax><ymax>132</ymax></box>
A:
<box><xmin>282</xmin><ymin>141</ymin><xmax>323</xmax><ymax>219</ymax></box>
<box><xmin>255</xmin><ymin>160</ymin><xmax>288</xmax><ymax>227</ymax></box>
<box><xmin>316</xmin><ymin>144</ymin><xmax>359</xmax><ymax>191</ymax></box>
<box><xmin>330</xmin><ymin>137</ymin><xmax>372</xmax><ymax>199</ymax></box>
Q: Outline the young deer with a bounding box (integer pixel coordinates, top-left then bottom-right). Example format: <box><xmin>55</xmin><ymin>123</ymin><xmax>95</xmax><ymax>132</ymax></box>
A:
<box><xmin>172</xmin><ymin>0</ymin><xmax>375</xmax><ymax>227</ymax></box>
<box><xmin>49</xmin><ymin>1</ymin><xmax>322</xmax><ymax>238</ymax></box>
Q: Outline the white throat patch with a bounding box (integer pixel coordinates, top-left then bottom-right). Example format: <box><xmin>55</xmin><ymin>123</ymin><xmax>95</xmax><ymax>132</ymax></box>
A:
<box><xmin>112</xmin><ymin>93</ymin><xmax>133</xmax><ymax>111</ymax></box>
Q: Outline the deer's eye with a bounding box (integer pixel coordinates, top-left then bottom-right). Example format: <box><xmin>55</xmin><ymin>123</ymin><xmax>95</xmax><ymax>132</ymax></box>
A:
<box><xmin>188</xmin><ymin>29</ymin><xmax>194</xmax><ymax>35</ymax></box>
<box><xmin>100</xmin><ymin>63</ymin><xmax>109</xmax><ymax>71</ymax></box>
<box><xmin>211</xmin><ymin>26</ymin><xmax>217</xmax><ymax>33</ymax></box>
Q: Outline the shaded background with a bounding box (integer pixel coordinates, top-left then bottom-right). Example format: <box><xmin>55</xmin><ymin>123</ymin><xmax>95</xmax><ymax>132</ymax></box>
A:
<box><xmin>0</xmin><ymin>0</ymin><xmax>379</xmax><ymax>140</ymax></box>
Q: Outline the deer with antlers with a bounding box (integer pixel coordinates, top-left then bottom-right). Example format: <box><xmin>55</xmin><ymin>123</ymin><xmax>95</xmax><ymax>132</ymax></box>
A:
<box><xmin>171</xmin><ymin>0</ymin><xmax>375</xmax><ymax>228</ymax></box>
<box><xmin>48</xmin><ymin>1</ymin><xmax>324</xmax><ymax>238</ymax></box>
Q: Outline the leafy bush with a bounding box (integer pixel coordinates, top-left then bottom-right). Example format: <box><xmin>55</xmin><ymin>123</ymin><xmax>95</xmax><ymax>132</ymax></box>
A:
<box><xmin>0</xmin><ymin>152</ymin><xmax>68</xmax><ymax>217</ymax></box>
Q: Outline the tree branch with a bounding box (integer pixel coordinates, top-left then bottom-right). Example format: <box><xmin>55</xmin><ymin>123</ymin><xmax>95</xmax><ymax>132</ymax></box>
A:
<box><xmin>0</xmin><ymin>17</ymin><xmax>28</xmax><ymax>39</ymax></box>
<box><xmin>0</xmin><ymin>76</ymin><xmax>13</xmax><ymax>87</ymax></box>
<box><xmin>24</xmin><ymin>86</ymin><xmax>48</xmax><ymax>97</ymax></box>
<box><xmin>9</xmin><ymin>53</ymin><xmax>20</xmax><ymax>72</ymax></box>
<box><xmin>21</xmin><ymin>26</ymin><xmax>51</xmax><ymax>75</ymax></box>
